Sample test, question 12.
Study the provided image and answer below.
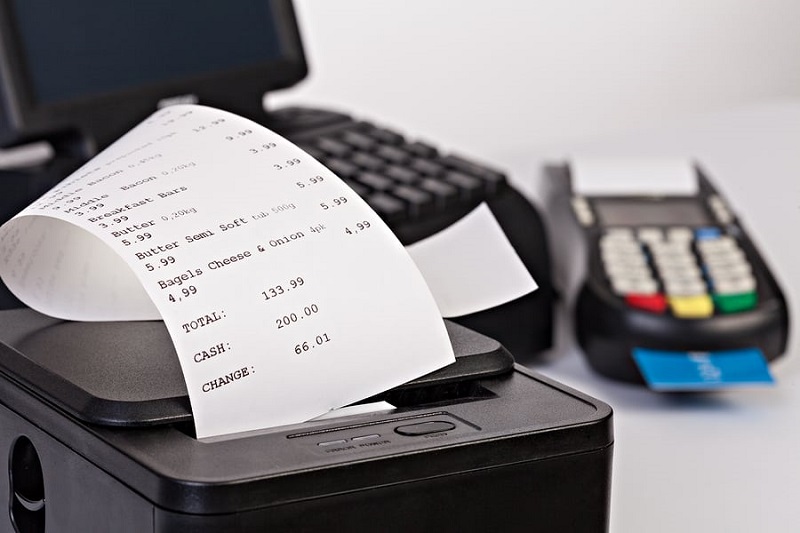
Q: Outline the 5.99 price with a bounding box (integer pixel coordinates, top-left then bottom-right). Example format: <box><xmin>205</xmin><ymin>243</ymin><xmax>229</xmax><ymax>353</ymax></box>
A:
<box><xmin>145</xmin><ymin>255</ymin><xmax>176</xmax><ymax>271</ymax></box>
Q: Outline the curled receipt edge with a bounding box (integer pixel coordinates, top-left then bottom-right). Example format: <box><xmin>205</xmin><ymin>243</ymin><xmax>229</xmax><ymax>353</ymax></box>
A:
<box><xmin>407</xmin><ymin>203</ymin><xmax>537</xmax><ymax>318</ymax></box>
<box><xmin>0</xmin><ymin>105</ymin><xmax>456</xmax><ymax>439</ymax></box>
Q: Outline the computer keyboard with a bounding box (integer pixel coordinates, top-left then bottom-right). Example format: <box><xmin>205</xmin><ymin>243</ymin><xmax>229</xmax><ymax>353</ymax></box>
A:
<box><xmin>268</xmin><ymin>106</ymin><xmax>509</xmax><ymax>245</ymax></box>
<box><xmin>268</xmin><ymin>106</ymin><xmax>555</xmax><ymax>358</ymax></box>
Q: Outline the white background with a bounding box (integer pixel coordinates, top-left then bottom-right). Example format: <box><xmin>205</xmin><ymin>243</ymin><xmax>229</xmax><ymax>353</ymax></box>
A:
<box><xmin>273</xmin><ymin>0</ymin><xmax>800</xmax><ymax>159</ymax></box>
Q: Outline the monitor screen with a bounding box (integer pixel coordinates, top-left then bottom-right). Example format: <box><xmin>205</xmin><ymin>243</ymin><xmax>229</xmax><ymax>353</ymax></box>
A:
<box><xmin>0</xmin><ymin>0</ymin><xmax>306</xmax><ymax>148</ymax></box>
<box><xmin>10</xmin><ymin>0</ymin><xmax>283</xmax><ymax>105</ymax></box>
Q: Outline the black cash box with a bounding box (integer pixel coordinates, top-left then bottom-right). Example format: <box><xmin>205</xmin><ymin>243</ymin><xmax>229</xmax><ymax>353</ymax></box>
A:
<box><xmin>0</xmin><ymin>310</ymin><xmax>613</xmax><ymax>532</ymax></box>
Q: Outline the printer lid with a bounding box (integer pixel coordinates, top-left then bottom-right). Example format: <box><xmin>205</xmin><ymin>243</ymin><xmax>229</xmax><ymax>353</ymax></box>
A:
<box><xmin>0</xmin><ymin>308</ymin><xmax>513</xmax><ymax>428</ymax></box>
<box><xmin>0</xmin><ymin>0</ymin><xmax>308</xmax><ymax>150</ymax></box>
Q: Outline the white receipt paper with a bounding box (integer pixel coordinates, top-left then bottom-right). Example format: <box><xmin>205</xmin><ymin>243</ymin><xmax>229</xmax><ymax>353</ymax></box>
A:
<box><xmin>570</xmin><ymin>157</ymin><xmax>698</xmax><ymax>196</ymax></box>
<box><xmin>407</xmin><ymin>203</ymin><xmax>537</xmax><ymax>318</ymax></box>
<box><xmin>0</xmin><ymin>105</ymin><xmax>455</xmax><ymax>439</ymax></box>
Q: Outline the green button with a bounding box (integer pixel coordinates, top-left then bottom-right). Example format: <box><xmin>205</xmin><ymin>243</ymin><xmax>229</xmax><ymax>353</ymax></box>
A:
<box><xmin>713</xmin><ymin>291</ymin><xmax>758</xmax><ymax>313</ymax></box>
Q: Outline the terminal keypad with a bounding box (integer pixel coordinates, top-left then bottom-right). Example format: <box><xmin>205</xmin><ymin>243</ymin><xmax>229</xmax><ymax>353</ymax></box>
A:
<box><xmin>600</xmin><ymin>226</ymin><xmax>758</xmax><ymax>318</ymax></box>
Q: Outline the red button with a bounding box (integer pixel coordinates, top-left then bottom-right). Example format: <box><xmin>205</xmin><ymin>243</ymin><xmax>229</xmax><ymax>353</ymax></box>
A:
<box><xmin>625</xmin><ymin>293</ymin><xmax>667</xmax><ymax>313</ymax></box>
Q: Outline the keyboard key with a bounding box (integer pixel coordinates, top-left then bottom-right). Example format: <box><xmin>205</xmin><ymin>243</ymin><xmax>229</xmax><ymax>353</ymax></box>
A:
<box><xmin>385</xmin><ymin>165</ymin><xmax>419</xmax><ymax>184</ymax></box>
<box><xmin>351</xmin><ymin>152</ymin><xmax>385</xmax><ymax>171</ymax></box>
<box><xmin>356</xmin><ymin>171</ymin><xmax>394</xmax><ymax>191</ymax></box>
<box><xmin>604</xmin><ymin>259</ymin><xmax>651</xmax><ymax>276</ymax></box>
<box><xmin>326</xmin><ymin>158</ymin><xmax>360</xmax><ymax>179</ymax></box>
<box><xmin>600</xmin><ymin>239</ymin><xmax>641</xmax><ymax>254</ymax></box>
<box><xmin>706</xmin><ymin>262</ymin><xmax>752</xmax><ymax>279</ymax></box>
<box><xmin>612</xmin><ymin>278</ymin><xmax>658</xmax><ymax>296</ymax></box>
<box><xmin>657</xmin><ymin>264</ymin><xmax>702</xmax><ymax>281</ymax></box>
<box><xmin>366</xmin><ymin>192</ymin><xmax>406</xmax><ymax>221</ymax></box>
<box><xmin>701</xmin><ymin>249</ymin><xmax>747</xmax><ymax>267</ymax></box>
<box><xmin>694</xmin><ymin>226</ymin><xmax>722</xmax><ymax>240</ymax></box>
<box><xmin>604</xmin><ymin>228</ymin><xmax>635</xmax><ymax>240</ymax></box>
<box><xmin>713</xmin><ymin>276</ymin><xmax>756</xmax><ymax>295</ymax></box>
<box><xmin>602</xmin><ymin>253</ymin><xmax>648</xmax><ymax>269</ymax></box>
<box><xmin>340</xmin><ymin>131</ymin><xmax>377</xmax><ymax>151</ymax></box>
<box><xmin>601</xmin><ymin>246</ymin><xmax>646</xmax><ymax>262</ymax></box>
<box><xmin>669</xmin><ymin>294</ymin><xmax>714</xmax><ymax>318</ymax></box>
<box><xmin>410</xmin><ymin>158</ymin><xmax>445</xmax><ymax>176</ymax></box>
<box><xmin>696</xmin><ymin>235</ymin><xmax>737</xmax><ymax>253</ymax></box>
<box><xmin>317</xmin><ymin>137</ymin><xmax>351</xmax><ymax>158</ymax></box>
<box><xmin>405</xmin><ymin>141</ymin><xmax>439</xmax><ymax>158</ymax></box>
<box><xmin>606</xmin><ymin>268</ymin><xmax>653</xmax><ymax>283</ymax></box>
<box><xmin>444</xmin><ymin>171</ymin><xmax>482</xmax><ymax>199</ymax></box>
<box><xmin>419</xmin><ymin>178</ymin><xmax>459</xmax><ymax>206</ymax></box>
<box><xmin>625</xmin><ymin>293</ymin><xmax>667</xmax><ymax>313</ymax></box>
<box><xmin>653</xmin><ymin>255</ymin><xmax>696</xmax><ymax>269</ymax></box>
<box><xmin>571</xmin><ymin>196</ymin><xmax>594</xmax><ymax>226</ymax></box>
<box><xmin>375</xmin><ymin>145</ymin><xmax>411</xmax><ymax>165</ymax></box>
<box><xmin>637</xmin><ymin>227</ymin><xmax>663</xmax><ymax>244</ymax></box>
<box><xmin>713</xmin><ymin>291</ymin><xmax>758</xmax><ymax>313</ymax></box>
<box><xmin>708</xmin><ymin>195</ymin><xmax>734</xmax><ymax>224</ymax></box>
<box><xmin>439</xmin><ymin>155</ymin><xmax>506</xmax><ymax>192</ymax></box>
<box><xmin>664</xmin><ymin>279</ymin><xmax>707</xmax><ymax>296</ymax></box>
<box><xmin>393</xmin><ymin>185</ymin><xmax>433</xmax><ymax>217</ymax></box>
<box><xmin>667</xmin><ymin>227</ymin><xmax>694</xmax><ymax>243</ymax></box>
<box><xmin>367</xmin><ymin>127</ymin><xmax>405</xmax><ymax>145</ymax></box>
<box><xmin>648</xmin><ymin>241</ymin><xmax>692</xmax><ymax>257</ymax></box>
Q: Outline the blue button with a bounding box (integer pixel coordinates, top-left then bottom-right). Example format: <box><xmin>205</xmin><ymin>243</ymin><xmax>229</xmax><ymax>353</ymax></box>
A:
<box><xmin>633</xmin><ymin>347</ymin><xmax>774</xmax><ymax>390</ymax></box>
<box><xmin>694</xmin><ymin>226</ymin><xmax>722</xmax><ymax>240</ymax></box>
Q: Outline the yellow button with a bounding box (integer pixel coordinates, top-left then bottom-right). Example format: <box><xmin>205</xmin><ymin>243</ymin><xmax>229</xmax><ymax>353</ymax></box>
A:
<box><xmin>668</xmin><ymin>295</ymin><xmax>714</xmax><ymax>318</ymax></box>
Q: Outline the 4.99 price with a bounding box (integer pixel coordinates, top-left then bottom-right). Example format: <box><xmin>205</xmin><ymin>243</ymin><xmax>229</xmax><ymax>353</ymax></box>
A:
<box><xmin>168</xmin><ymin>285</ymin><xmax>197</xmax><ymax>303</ymax></box>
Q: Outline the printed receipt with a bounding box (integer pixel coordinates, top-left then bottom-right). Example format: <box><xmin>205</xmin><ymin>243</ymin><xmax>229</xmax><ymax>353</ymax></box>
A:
<box><xmin>0</xmin><ymin>105</ymin><xmax>455</xmax><ymax>439</ymax></box>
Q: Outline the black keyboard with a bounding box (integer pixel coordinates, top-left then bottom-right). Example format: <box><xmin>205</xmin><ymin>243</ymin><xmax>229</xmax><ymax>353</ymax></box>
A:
<box><xmin>268</xmin><ymin>107</ymin><xmax>555</xmax><ymax>358</ymax></box>
<box><xmin>269</xmin><ymin>107</ymin><xmax>509</xmax><ymax>245</ymax></box>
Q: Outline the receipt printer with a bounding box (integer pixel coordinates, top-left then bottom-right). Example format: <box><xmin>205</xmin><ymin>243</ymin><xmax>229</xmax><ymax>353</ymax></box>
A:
<box><xmin>0</xmin><ymin>310</ymin><xmax>613</xmax><ymax>532</ymax></box>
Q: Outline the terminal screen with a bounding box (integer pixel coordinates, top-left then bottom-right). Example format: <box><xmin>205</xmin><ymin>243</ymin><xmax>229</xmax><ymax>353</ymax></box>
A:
<box><xmin>593</xmin><ymin>198</ymin><xmax>712</xmax><ymax>227</ymax></box>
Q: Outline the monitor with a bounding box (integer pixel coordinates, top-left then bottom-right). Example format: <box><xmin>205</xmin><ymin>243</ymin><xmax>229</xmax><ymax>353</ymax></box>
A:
<box><xmin>0</xmin><ymin>0</ymin><xmax>307</xmax><ymax>151</ymax></box>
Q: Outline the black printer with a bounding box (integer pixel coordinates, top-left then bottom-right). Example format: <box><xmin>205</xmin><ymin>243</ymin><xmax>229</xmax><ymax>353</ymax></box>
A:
<box><xmin>0</xmin><ymin>1</ymin><xmax>611</xmax><ymax>531</ymax></box>
<box><xmin>0</xmin><ymin>310</ymin><xmax>612</xmax><ymax>532</ymax></box>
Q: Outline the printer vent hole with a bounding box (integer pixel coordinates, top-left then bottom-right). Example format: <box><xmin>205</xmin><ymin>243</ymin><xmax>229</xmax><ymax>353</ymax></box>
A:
<box><xmin>8</xmin><ymin>436</ymin><xmax>45</xmax><ymax>533</ymax></box>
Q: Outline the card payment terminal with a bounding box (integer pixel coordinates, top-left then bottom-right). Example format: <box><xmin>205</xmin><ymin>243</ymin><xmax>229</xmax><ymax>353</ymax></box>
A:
<box><xmin>546</xmin><ymin>160</ymin><xmax>789</xmax><ymax>388</ymax></box>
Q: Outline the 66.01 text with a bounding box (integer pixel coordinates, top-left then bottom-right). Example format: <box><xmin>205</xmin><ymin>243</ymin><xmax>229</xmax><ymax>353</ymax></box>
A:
<box><xmin>295</xmin><ymin>333</ymin><xmax>331</xmax><ymax>355</ymax></box>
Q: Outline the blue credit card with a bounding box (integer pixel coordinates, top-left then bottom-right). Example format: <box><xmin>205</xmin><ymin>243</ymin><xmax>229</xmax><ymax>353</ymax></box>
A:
<box><xmin>632</xmin><ymin>347</ymin><xmax>775</xmax><ymax>391</ymax></box>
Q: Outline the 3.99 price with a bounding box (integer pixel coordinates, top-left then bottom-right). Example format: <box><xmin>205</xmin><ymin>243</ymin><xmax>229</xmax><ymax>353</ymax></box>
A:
<box><xmin>273</xmin><ymin>158</ymin><xmax>301</xmax><ymax>171</ymax></box>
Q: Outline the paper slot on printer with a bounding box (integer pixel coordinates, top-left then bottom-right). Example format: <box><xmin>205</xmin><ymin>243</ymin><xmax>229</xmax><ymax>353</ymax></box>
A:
<box><xmin>0</xmin><ymin>104</ymin><xmax>537</xmax><ymax>439</ymax></box>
